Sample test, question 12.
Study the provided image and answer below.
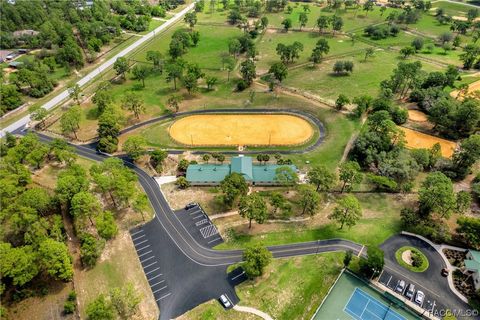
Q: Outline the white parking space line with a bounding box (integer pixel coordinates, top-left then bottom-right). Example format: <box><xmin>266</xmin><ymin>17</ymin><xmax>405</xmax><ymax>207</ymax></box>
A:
<box><xmin>386</xmin><ymin>275</ymin><xmax>392</xmax><ymax>287</ymax></box>
<box><xmin>156</xmin><ymin>292</ymin><xmax>172</xmax><ymax>301</ymax></box>
<box><xmin>137</xmin><ymin>244</ymin><xmax>151</xmax><ymax>251</ymax></box>
<box><xmin>140</xmin><ymin>255</ymin><xmax>155</xmax><ymax>263</ymax></box>
<box><xmin>138</xmin><ymin>250</ymin><xmax>153</xmax><ymax>258</ymax></box>
<box><xmin>231</xmin><ymin>271</ymin><xmax>245</xmax><ymax>281</ymax></box>
<box><xmin>145</xmin><ymin>267</ymin><xmax>160</xmax><ymax>275</ymax></box>
<box><xmin>207</xmin><ymin>237</ymin><xmax>222</xmax><ymax>244</ymax></box>
<box><xmin>134</xmin><ymin>239</ymin><xmax>149</xmax><ymax>246</ymax></box>
<box><xmin>143</xmin><ymin>261</ymin><xmax>158</xmax><ymax>269</ymax></box>
<box><xmin>192</xmin><ymin>214</ymin><xmax>204</xmax><ymax>220</ymax></box>
<box><xmin>132</xmin><ymin>234</ymin><xmax>145</xmax><ymax>241</ymax></box>
<box><xmin>131</xmin><ymin>229</ymin><xmax>144</xmax><ymax>236</ymax></box>
<box><xmin>148</xmin><ymin>274</ymin><xmax>163</xmax><ymax>281</ymax></box>
<box><xmin>150</xmin><ymin>280</ymin><xmax>165</xmax><ymax>287</ymax></box>
<box><xmin>152</xmin><ymin>286</ymin><xmax>168</xmax><ymax>294</ymax></box>
<box><xmin>188</xmin><ymin>209</ymin><xmax>202</xmax><ymax>215</ymax></box>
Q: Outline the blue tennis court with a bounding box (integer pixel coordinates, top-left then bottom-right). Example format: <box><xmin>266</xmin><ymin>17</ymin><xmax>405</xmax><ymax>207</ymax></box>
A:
<box><xmin>344</xmin><ymin>288</ymin><xmax>406</xmax><ymax>320</ymax></box>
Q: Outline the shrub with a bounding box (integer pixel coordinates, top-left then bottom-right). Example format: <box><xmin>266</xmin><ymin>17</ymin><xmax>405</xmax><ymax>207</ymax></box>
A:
<box><xmin>237</xmin><ymin>79</ymin><xmax>249</xmax><ymax>91</ymax></box>
<box><xmin>64</xmin><ymin>301</ymin><xmax>76</xmax><ymax>314</ymax></box>
<box><xmin>411</xmin><ymin>250</ymin><xmax>423</xmax><ymax>267</ymax></box>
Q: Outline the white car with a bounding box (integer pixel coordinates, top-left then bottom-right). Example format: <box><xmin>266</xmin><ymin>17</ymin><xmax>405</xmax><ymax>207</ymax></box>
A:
<box><xmin>414</xmin><ymin>291</ymin><xmax>425</xmax><ymax>306</ymax></box>
<box><xmin>219</xmin><ymin>294</ymin><xmax>231</xmax><ymax>308</ymax></box>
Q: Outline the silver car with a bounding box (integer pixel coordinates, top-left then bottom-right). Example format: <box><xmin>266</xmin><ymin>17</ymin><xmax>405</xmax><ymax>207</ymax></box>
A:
<box><xmin>220</xmin><ymin>294</ymin><xmax>231</xmax><ymax>308</ymax></box>
<box><xmin>414</xmin><ymin>291</ymin><xmax>425</xmax><ymax>306</ymax></box>
<box><xmin>395</xmin><ymin>280</ymin><xmax>405</xmax><ymax>294</ymax></box>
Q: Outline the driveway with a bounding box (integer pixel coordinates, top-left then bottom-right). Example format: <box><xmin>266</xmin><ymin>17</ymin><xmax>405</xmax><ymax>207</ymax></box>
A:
<box><xmin>380</xmin><ymin>234</ymin><xmax>479</xmax><ymax>320</ymax></box>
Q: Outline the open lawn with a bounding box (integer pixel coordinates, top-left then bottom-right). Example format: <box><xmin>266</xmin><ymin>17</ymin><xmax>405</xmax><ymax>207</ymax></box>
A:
<box><xmin>180</xmin><ymin>253</ymin><xmax>344</xmax><ymax>320</ymax></box>
<box><xmin>283</xmin><ymin>50</ymin><xmax>442</xmax><ymax>101</ymax></box>
<box><xmin>215</xmin><ymin>192</ymin><xmax>408</xmax><ymax>250</ymax></box>
<box><xmin>430</xmin><ymin>1</ymin><xmax>475</xmax><ymax>17</ymax></box>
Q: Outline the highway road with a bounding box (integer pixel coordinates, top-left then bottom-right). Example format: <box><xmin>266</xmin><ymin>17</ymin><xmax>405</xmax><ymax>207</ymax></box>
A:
<box><xmin>0</xmin><ymin>2</ymin><xmax>195</xmax><ymax>138</ymax></box>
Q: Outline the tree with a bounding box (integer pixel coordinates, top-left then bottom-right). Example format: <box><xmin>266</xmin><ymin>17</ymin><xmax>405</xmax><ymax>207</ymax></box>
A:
<box><xmin>165</xmin><ymin>61</ymin><xmax>184</xmax><ymax>90</ymax></box>
<box><xmin>146</xmin><ymin>50</ymin><xmax>163</xmax><ymax>71</ymax></box>
<box><xmin>364</xmin><ymin>47</ymin><xmax>375</xmax><ymax>61</ymax></box>
<box><xmin>299</xmin><ymin>12</ymin><xmax>308</xmax><ymax>30</ymax></box>
<box><xmin>310</xmin><ymin>38</ymin><xmax>330</xmax><ymax>65</ymax></box>
<box><xmin>411</xmin><ymin>38</ymin><xmax>424</xmax><ymax>52</ymax></box>
<box><xmin>38</xmin><ymin>239</ymin><xmax>73</xmax><ymax>281</ymax></box>
<box><xmin>223</xmin><ymin>55</ymin><xmax>236</xmax><ymax>81</ymax></box>
<box><xmin>0</xmin><ymin>85</ymin><xmax>22</xmax><ymax>116</ymax></box>
<box><xmin>80</xmin><ymin>233</ymin><xmax>104</xmax><ymax>268</ymax></box>
<box><xmin>363</xmin><ymin>0</ymin><xmax>374</xmax><ymax>15</ymax></box>
<box><xmin>400</xmin><ymin>46</ymin><xmax>415</xmax><ymax>59</ymax></box>
<box><xmin>240</xmin><ymin>59</ymin><xmax>256</xmax><ymax>86</ymax></box>
<box><xmin>60</xmin><ymin>106</ymin><xmax>81</xmax><ymax>139</ymax></box>
<box><xmin>456</xmin><ymin>191</ymin><xmax>472</xmax><ymax>214</ymax></box>
<box><xmin>122</xmin><ymin>136</ymin><xmax>146</xmax><ymax>161</ymax></box>
<box><xmin>452</xmin><ymin>135</ymin><xmax>480</xmax><ymax>179</ymax></box>
<box><xmin>167</xmin><ymin>94</ymin><xmax>182</xmax><ymax>113</ymax></box>
<box><xmin>131</xmin><ymin>64</ymin><xmax>150</xmax><ymax>87</ymax></box>
<box><xmin>457</xmin><ymin>216</ymin><xmax>480</xmax><ymax>249</ymax></box>
<box><xmin>228</xmin><ymin>39</ymin><xmax>242</xmax><ymax>58</ymax></box>
<box><xmin>175</xmin><ymin>176</ymin><xmax>190</xmax><ymax>189</ymax></box>
<box><xmin>316</xmin><ymin>16</ymin><xmax>330</xmax><ymax>34</ymax></box>
<box><xmin>344</xmin><ymin>250</ymin><xmax>353</xmax><ymax>267</ymax></box>
<box><xmin>308</xmin><ymin>165</ymin><xmax>336</xmax><ymax>192</ymax></box>
<box><xmin>239</xmin><ymin>193</ymin><xmax>268</xmax><ymax>228</ymax></box>
<box><xmin>68</xmin><ymin>84</ymin><xmax>81</xmax><ymax>105</ymax></box>
<box><xmin>335</xmin><ymin>94</ymin><xmax>350</xmax><ymax>110</ymax></box>
<box><xmin>359</xmin><ymin>246</ymin><xmax>384</xmax><ymax>278</ymax></box>
<box><xmin>133</xmin><ymin>194</ymin><xmax>149</xmax><ymax>221</ymax></box>
<box><xmin>202</xmin><ymin>154</ymin><xmax>211</xmax><ymax>164</ymax></box>
<box><xmin>269</xmin><ymin>62</ymin><xmax>288</xmax><ymax>83</ymax></box>
<box><xmin>96</xmin><ymin>211</ymin><xmax>118</xmax><ymax>240</ymax></box>
<box><xmin>242</xmin><ymin>244</ymin><xmax>272</xmax><ymax>278</ymax></box>
<box><xmin>281</xmin><ymin>18</ymin><xmax>292</xmax><ymax>32</ymax></box>
<box><xmin>270</xmin><ymin>193</ymin><xmax>286</xmax><ymax>215</ymax></box>
<box><xmin>419</xmin><ymin>172</ymin><xmax>456</xmax><ymax>218</ymax></box>
<box><xmin>86</xmin><ymin>294</ymin><xmax>115</xmax><ymax>320</ymax></box>
<box><xmin>339</xmin><ymin>161</ymin><xmax>362</xmax><ymax>192</ymax></box>
<box><xmin>331</xmin><ymin>15</ymin><xmax>344</xmax><ymax>34</ymax></box>
<box><xmin>274</xmin><ymin>166</ymin><xmax>298</xmax><ymax>185</ymax></box>
<box><xmin>110</xmin><ymin>283</ymin><xmax>141</xmax><ymax>319</ymax></box>
<box><xmin>184</xmin><ymin>12</ymin><xmax>197</xmax><ymax>29</ymax></box>
<box><xmin>121</xmin><ymin>92</ymin><xmax>145</xmax><ymax>119</ymax></box>
<box><xmin>29</xmin><ymin>105</ymin><xmax>48</xmax><ymax>128</ymax></box>
<box><xmin>0</xmin><ymin>243</ymin><xmax>39</xmax><ymax>286</ymax></box>
<box><xmin>220</xmin><ymin>172</ymin><xmax>249</xmax><ymax>208</ymax></box>
<box><xmin>71</xmin><ymin>191</ymin><xmax>101</xmax><ymax>226</ymax></box>
<box><xmin>92</xmin><ymin>89</ymin><xmax>113</xmax><ymax>114</ymax></box>
<box><xmin>206</xmin><ymin>76</ymin><xmax>218</xmax><ymax>90</ymax></box>
<box><xmin>113</xmin><ymin>57</ymin><xmax>129</xmax><ymax>80</ymax></box>
<box><xmin>329</xmin><ymin>195</ymin><xmax>362</xmax><ymax>229</ymax></box>
<box><xmin>298</xmin><ymin>184</ymin><xmax>321</xmax><ymax>216</ymax></box>
<box><xmin>55</xmin><ymin>165</ymin><xmax>89</xmax><ymax>208</ymax></box>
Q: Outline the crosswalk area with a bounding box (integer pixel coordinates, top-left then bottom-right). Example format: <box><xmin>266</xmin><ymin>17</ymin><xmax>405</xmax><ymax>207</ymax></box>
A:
<box><xmin>130</xmin><ymin>228</ymin><xmax>172</xmax><ymax>305</ymax></box>
<box><xmin>175</xmin><ymin>204</ymin><xmax>223</xmax><ymax>248</ymax></box>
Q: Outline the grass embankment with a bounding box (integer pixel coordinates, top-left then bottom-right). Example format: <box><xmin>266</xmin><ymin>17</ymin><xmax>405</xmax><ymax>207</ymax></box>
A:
<box><xmin>180</xmin><ymin>253</ymin><xmax>344</xmax><ymax>320</ymax></box>
<box><xmin>395</xmin><ymin>246</ymin><xmax>430</xmax><ymax>273</ymax></box>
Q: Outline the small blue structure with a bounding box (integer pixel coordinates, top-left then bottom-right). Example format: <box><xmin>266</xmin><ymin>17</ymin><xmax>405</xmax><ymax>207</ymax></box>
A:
<box><xmin>186</xmin><ymin>155</ymin><xmax>297</xmax><ymax>186</ymax></box>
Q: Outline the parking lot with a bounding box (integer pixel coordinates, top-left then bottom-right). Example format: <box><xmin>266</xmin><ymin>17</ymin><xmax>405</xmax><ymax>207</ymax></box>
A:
<box><xmin>130</xmin><ymin>227</ymin><xmax>172</xmax><ymax>305</ymax></box>
<box><xmin>379</xmin><ymin>269</ymin><xmax>447</xmax><ymax>317</ymax></box>
<box><xmin>174</xmin><ymin>204</ymin><xmax>224</xmax><ymax>248</ymax></box>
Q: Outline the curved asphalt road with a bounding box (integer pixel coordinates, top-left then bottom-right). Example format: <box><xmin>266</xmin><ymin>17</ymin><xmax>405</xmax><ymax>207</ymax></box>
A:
<box><xmin>31</xmin><ymin>131</ymin><xmax>362</xmax><ymax>318</ymax></box>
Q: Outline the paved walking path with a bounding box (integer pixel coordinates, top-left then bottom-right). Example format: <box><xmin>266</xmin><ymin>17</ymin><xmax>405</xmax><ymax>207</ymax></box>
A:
<box><xmin>233</xmin><ymin>305</ymin><xmax>274</xmax><ymax>320</ymax></box>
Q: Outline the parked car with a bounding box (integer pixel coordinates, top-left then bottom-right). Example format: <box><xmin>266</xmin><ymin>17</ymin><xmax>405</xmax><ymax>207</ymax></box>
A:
<box><xmin>414</xmin><ymin>291</ymin><xmax>425</xmax><ymax>306</ymax></box>
<box><xmin>441</xmin><ymin>268</ymin><xmax>449</xmax><ymax>277</ymax></box>
<box><xmin>395</xmin><ymin>280</ymin><xmax>406</xmax><ymax>294</ymax></box>
<box><xmin>219</xmin><ymin>294</ymin><xmax>231</xmax><ymax>308</ymax></box>
<box><xmin>185</xmin><ymin>202</ymin><xmax>197</xmax><ymax>210</ymax></box>
<box><xmin>405</xmin><ymin>284</ymin><xmax>415</xmax><ymax>300</ymax></box>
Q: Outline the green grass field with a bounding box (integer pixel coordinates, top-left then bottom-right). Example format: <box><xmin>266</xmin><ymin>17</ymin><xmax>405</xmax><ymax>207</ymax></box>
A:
<box><xmin>182</xmin><ymin>253</ymin><xmax>344</xmax><ymax>320</ymax></box>
<box><xmin>216</xmin><ymin>192</ymin><xmax>405</xmax><ymax>250</ymax></box>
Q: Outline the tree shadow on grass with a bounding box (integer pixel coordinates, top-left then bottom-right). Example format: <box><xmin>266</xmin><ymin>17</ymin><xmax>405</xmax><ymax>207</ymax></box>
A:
<box><xmin>86</xmin><ymin>106</ymin><xmax>100</xmax><ymax>120</ymax></box>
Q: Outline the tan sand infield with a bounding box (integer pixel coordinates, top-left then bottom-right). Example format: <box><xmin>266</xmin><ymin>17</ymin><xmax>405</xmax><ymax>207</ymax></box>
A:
<box><xmin>169</xmin><ymin>114</ymin><xmax>314</xmax><ymax>146</ymax></box>
<box><xmin>400</xmin><ymin>127</ymin><xmax>456</xmax><ymax>158</ymax></box>
<box><xmin>408</xmin><ymin>110</ymin><xmax>428</xmax><ymax>122</ymax></box>
<box><xmin>450</xmin><ymin>79</ymin><xmax>480</xmax><ymax>100</ymax></box>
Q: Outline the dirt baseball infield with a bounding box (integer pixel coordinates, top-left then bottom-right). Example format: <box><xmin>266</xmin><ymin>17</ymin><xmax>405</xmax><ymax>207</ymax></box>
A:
<box><xmin>169</xmin><ymin>114</ymin><xmax>314</xmax><ymax>146</ymax></box>
<box><xmin>400</xmin><ymin>127</ymin><xmax>456</xmax><ymax>158</ymax></box>
<box><xmin>408</xmin><ymin>110</ymin><xmax>428</xmax><ymax>122</ymax></box>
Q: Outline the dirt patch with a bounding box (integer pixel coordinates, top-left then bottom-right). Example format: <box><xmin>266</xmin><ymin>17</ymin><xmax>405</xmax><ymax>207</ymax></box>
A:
<box><xmin>169</xmin><ymin>114</ymin><xmax>314</xmax><ymax>146</ymax></box>
<box><xmin>450</xmin><ymin>79</ymin><xmax>480</xmax><ymax>100</ymax></box>
<box><xmin>402</xmin><ymin>250</ymin><xmax>414</xmax><ymax>265</ymax></box>
<box><xmin>400</xmin><ymin>127</ymin><xmax>457</xmax><ymax>158</ymax></box>
<box><xmin>408</xmin><ymin>109</ymin><xmax>428</xmax><ymax>122</ymax></box>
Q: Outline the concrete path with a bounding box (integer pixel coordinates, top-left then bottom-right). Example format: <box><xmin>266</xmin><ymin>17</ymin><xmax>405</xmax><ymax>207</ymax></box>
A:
<box><xmin>233</xmin><ymin>305</ymin><xmax>274</xmax><ymax>320</ymax></box>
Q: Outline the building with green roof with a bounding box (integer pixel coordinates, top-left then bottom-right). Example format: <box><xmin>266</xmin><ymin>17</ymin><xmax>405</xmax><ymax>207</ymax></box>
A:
<box><xmin>186</xmin><ymin>155</ymin><xmax>297</xmax><ymax>186</ymax></box>
<box><xmin>466</xmin><ymin>250</ymin><xmax>480</xmax><ymax>290</ymax></box>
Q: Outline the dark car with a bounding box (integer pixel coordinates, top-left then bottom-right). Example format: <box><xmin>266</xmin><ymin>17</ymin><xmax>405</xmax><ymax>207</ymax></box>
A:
<box><xmin>185</xmin><ymin>202</ymin><xmax>197</xmax><ymax>210</ymax></box>
<box><xmin>441</xmin><ymin>268</ymin><xmax>449</xmax><ymax>277</ymax></box>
